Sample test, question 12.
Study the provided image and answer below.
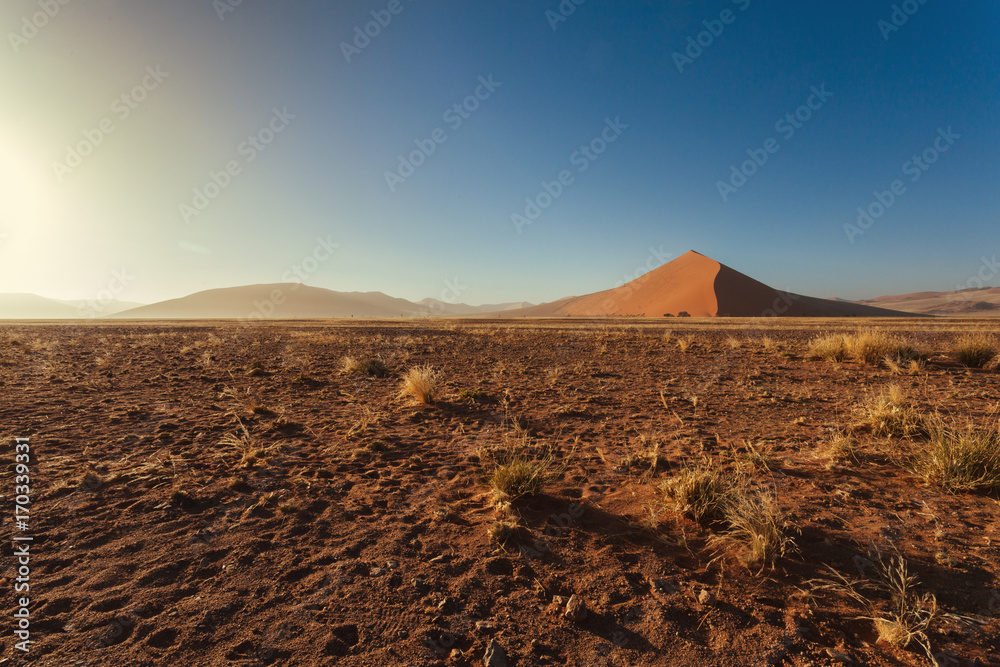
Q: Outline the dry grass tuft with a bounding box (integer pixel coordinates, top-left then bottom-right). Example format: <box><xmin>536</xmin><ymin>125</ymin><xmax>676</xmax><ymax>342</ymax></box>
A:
<box><xmin>854</xmin><ymin>384</ymin><xmax>928</xmax><ymax>438</ymax></box>
<box><xmin>342</xmin><ymin>356</ymin><xmax>389</xmax><ymax>378</ymax></box>
<box><xmin>809</xmin><ymin>548</ymin><xmax>937</xmax><ymax>662</ymax></box>
<box><xmin>952</xmin><ymin>333</ymin><xmax>998</xmax><ymax>369</ymax></box>
<box><xmin>487</xmin><ymin>520</ymin><xmax>521</xmax><ymax>544</ymax></box>
<box><xmin>400</xmin><ymin>365</ymin><xmax>437</xmax><ymax>404</ymax></box>
<box><xmin>659</xmin><ymin>463</ymin><xmax>728</xmax><ymax>522</ymax></box>
<box><xmin>845</xmin><ymin>328</ymin><xmax>922</xmax><ymax>367</ymax></box>
<box><xmin>807</xmin><ymin>335</ymin><xmax>849</xmax><ymax>362</ymax></box>
<box><xmin>488</xmin><ymin>456</ymin><xmax>553</xmax><ymax>503</ymax></box>
<box><xmin>819</xmin><ymin>431</ymin><xmax>858</xmax><ymax>468</ymax></box>
<box><xmin>809</xmin><ymin>329</ymin><xmax>923</xmax><ymax>367</ymax></box>
<box><xmin>713</xmin><ymin>488</ymin><xmax>792</xmax><ymax>571</ymax></box>
<box><xmin>662</xmin><ymin>462</ymin><xmax>793</xmax><ymax>571</ymax></box>
<box><xmin>912</xmin><ymin>415</ymin><xmax>1000</xmax><ymax>491</ymax></box>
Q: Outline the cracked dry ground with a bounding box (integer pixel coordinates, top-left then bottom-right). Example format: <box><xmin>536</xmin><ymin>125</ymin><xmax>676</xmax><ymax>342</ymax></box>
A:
<box><xmin>0</xmin><ymin>319</ymin><xmax>998</xmax><ymax>666</ymax></box>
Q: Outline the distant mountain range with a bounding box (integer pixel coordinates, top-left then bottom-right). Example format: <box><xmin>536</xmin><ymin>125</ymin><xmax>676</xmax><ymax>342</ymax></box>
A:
<box><xmin>0</xmin><ymin>293</ymin><xmax>144</xmax><ymax>319</ymax></box>
<box><xmin>2</xmin><ymin>251</ymin><xmax>996</xmax><ymax>319</ymax></box>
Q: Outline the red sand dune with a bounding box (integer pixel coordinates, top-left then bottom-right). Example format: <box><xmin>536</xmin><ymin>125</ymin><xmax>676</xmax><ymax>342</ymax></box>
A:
<box><xmin>501</xmin><ymin>251</ymin><xmax>916</xmax><ymax>318</ymax></box>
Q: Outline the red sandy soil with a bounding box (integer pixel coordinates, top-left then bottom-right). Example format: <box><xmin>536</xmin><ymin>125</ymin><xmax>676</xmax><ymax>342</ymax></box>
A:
<box><xmin>501</xmin><ymin>251</ymin><xmax>913</xmax><ymax>319</ymax></box>
<box><xmin>1</xmin><ymin>319</ymin><xmax>998</xmax><ymax>666</ymax></box>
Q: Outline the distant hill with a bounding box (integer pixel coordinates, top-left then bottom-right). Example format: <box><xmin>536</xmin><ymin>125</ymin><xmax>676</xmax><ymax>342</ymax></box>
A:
<box><xmin>494</xmin><ymin>250</ymin><xmax>919</xmax><ymax>318</ymax></box>
<box><xmin>416</xmin><ymin>298</ymin><xmax>534</xmax><ymax>316</ymax></box>
<box><xmin>112</xmin><ymin>284</ymin><xmax>424</xmax><ymax>319</ymax></box>
<box><xmin>849</xmin><ymin>287</ymin><xmax>1000</xmax><ymax>316</ymax></box>
<box><xmin>0</xmin><ymin>294</ymin><xmax>143</xmax><ymax>319</ymax></box>
<box><xmin>108</xmin><ymin>284</ymin><xmax>532</xmax><ymax>320</ymax></box>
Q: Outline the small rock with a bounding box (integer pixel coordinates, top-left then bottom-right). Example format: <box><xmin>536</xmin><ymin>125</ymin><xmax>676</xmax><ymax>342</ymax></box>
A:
<box><xmin>413</xmin><ymin>577</ymin><xmax>428</xmax><ymax>590</ymax></box>
<box><xmin>483</xmin><ymin>638</ymin><xmax>508</xmax><ymax>667</ymax></box>
<box><xmin>370</xmin><ymin>567</ymin><xmax>385</xmax><ymax>577</ymax></box>
<box><xmin>697</xmin><ymin>589</ymin><xmax>715</xmax><ymax>606</ymax></box>
<box><xmin>552</xmin><ymin>595</ymin><xmax>567</xmax><ymax>606</ymax></box>
<box><xmin>430</xmin><ymin>554</ymin><xmax>449</xmax><ymax>564</ymax></box>
<box><xmin>825</xmin><ymin>648</ymin><xmax>852</xmax><ymax>664</ymax></box>
<box><xmin>475</xmin><ymin>620</ymin><xmax>495</xmax><ymax>633</ymax></box>
<box><xmin>387</xmin><ymin>560</ymin><xmax>399</xmax><ymax>570</ymax></box>
<box><xmin>565</xmin><ymin>595</ymin><xmax>587</xmax><ymax>622</ymax></box>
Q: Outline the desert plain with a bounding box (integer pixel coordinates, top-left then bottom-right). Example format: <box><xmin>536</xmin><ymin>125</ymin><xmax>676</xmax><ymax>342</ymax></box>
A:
<box><xmin>1</xmin><ymin>318</ymin><xmax>999</xmax><ymax>666</ymax></box>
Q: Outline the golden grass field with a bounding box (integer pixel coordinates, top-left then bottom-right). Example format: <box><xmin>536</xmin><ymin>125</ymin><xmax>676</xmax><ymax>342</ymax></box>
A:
<box><xmin>2</xmin><ymin>318</ymin><xmax>998</xmax><ymax>666</ymax></box>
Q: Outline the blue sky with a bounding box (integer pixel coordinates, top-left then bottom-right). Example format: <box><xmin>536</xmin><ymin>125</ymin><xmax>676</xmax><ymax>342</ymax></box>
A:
<box><xmin>2</xmin><ymin>0</ymin><xmax>998</xmax><ymax>306</ymax></box>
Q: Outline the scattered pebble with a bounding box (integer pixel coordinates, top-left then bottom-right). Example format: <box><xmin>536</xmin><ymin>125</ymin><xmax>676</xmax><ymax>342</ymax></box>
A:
<box><xmin>483</xmin><ymin>638</ymin><xmax>508</xmax><ymax>667</ymax></box>
<box><xmin>825</xmin><ymin>648</ymin><xmax>852</xmax><ymax>664</ymax></box>
<box><xmin>697</xmin><ymin>589</ymin><xmax>716</xmax><ymax>606</ymax></box>
<box><xmin>565</xmin><ymin>595</ymin><xmax>587</xmax><ymax>622</ymax></box>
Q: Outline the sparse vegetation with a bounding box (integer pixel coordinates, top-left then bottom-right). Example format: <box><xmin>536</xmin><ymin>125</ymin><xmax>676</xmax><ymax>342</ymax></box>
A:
<box><xmin>487</xmin><ymin>519</ymin><xmax>520</xmax><ymax>544</ymax></box>
<box><xmin>342</xmin><ymin>356</ymin><xmax>390</xmax><ymax>378</ymax></box>
<box><xmin>713</xmin><ymin>487</ymin><xmax>792</xmax><ymax>571</ymax></box>
<box><xmin>809</xmin><ymin>329</ymin><xmax>923</xmax><ymax>367</ymax></box>
<box><xmin>662</xmin><ymin>462</ymin><xmax>792</xmax><ymax>571</ymax></box>
<box><xmin>807</xmin><ymin>334</ymin><xmax>849</xmax><ymax>362</ymax></box>
<box><xmin>488</xmin><ymin>456</ymin><xmax>552</xmax><ymax>503</ymax></box>
<box><xmin>912</xmin><ymin>415</ymin><xmax>1000</xmax><ymax>491</ymax></box>
<box><xmin>660</xmin><ymin>462</ymin><xmax>728</xmax><ymax>522</ymax></box>
<box><xmin>951</xmin><ymin>333</ymin><xmax>998</xmax><ymax>368</ymax></box>
<box><xmin>459</xmin><ymin>388</ymin><xmax>490</xmax><ymax>402</ymax></box>
<box><xmin>819</xmin><ymin>431</ymin><xmax>858</xmax><ymax>468</ymax></box>
<box><xmin>813</xmin><ymin>549</ymin><xmax>937</xmax><ymax>661</ymax></box>
<box><xmin>846</xmin><ymin>328</ymin><xmax>922</xmax><ymax>366</ymax></box>
<box><xmin>854</xmin><ymin>384</ymin><xmax>929</xmax><ymax>438</ymax></box>
<box><xmin>400</xmin><ymin>365</ymin><xmax>437</xmax><ymax>404</ymax></box>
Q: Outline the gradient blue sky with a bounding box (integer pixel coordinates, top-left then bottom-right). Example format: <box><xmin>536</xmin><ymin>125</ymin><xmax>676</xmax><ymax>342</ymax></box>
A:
<box><xmin>2</xmin><ymin>0</ymin><xmax>998</xmax><ymax>306</ymax></box>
